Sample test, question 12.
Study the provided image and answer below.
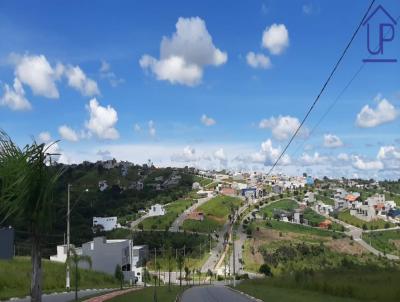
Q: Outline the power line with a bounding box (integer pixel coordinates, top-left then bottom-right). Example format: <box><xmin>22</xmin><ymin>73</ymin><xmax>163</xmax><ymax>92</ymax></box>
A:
<box><xmin>266</xmin><ymin>0</ymin><xmax>376</xmax><ymax>175</ymax></box>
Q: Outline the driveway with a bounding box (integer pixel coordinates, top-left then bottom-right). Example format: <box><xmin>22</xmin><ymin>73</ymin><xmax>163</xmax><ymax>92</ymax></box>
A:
<box><xmin>180</xmin><ymin>286</ymin><xmax>256</xmax><ymax>302</ymax></box>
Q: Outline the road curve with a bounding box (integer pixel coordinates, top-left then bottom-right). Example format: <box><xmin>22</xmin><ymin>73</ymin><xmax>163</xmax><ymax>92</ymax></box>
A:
<box><xmin>180</xmin><ymin>286</ymin><xmax>256</xmax><ymax>302</ymax></box>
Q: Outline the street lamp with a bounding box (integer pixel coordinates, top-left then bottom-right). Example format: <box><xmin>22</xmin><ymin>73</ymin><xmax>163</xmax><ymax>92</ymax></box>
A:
<box><xmin>66</xmin><ymin>184</ymin><xmax>89</xmax><ymax>290</ymax></box>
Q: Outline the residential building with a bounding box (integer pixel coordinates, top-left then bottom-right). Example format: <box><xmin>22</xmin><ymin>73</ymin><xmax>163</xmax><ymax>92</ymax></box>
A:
<box><xmin>50</xmin><ymin>244</ymin><xmax>81</xmax><ymax>263</ymax></box>
<box><xmin>148</xmin><ymin>204</ymin><xmax>166</xmax><ymax>217</ymax></box>
<box><xmin>98</xmin><ymin>180</ymin><xmax>108</xmax><ymax>192</ymax></box>
<box><xmin>93</xmin><ymin>216</ymin><xmax>119</xmax><ymax>232</ymax></box>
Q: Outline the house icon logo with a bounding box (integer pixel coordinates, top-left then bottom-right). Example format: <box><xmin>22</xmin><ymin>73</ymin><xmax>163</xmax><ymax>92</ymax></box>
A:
<box><xmin>362</xmin><ymin>5</ymin><xmax>397</xmax><ymax>63</ymax></box>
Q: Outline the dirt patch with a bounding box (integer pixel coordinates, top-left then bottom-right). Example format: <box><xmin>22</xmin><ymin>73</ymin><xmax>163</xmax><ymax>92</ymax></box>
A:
<box><xmin>389</xmin><ymin>239</ymin><xmax>400</xmax><ymax>249</ymax></box>
<box><xmin>326</xmin><ymin>238</ymin><xmax>367</xmax><ymax>255</ymax></box>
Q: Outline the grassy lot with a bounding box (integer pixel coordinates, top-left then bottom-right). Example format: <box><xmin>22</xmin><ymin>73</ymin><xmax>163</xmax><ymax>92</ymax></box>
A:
<box><xmin>182</xmin><ymin>195</ymin><xmax>242</xmax><ymax>232</ymax></box>
<box><xmin>316</xmin><ymin>194</ymin><xmax>335</xmax><ymax>206</ymax></box>
<box><xmin>338</xmin><ymin>210</ymin><xmax>395</xmax><ymax>229</ymax></box>
<box><xmin>363</xmin><ymin>230</ymin><xmax>400</xmax><ymax>256</ymax></box>
<box><xmin>260</xmin><ymin>199</ymin><xmax>298</xmax><ymax>217</ymax></box>
<box><xmin>0</xmin><ymin>257</ymin><xmax>118</xmax><ymax>300</ymax></box>
<box><xmin>193</xmin><ymin>176</ymin><xmax>213</xmax><ymax>187</ymax></box>
<box><xmin>109</xmin><ymin>286</ymin><xmax>185</xmax><ymax>302</ymax></box>
<box><xmin>237</xmin><ymin>267</ymin><xmax>400</xmax><ymax>302</ymax></box>
<box><xmin>303</xmin><ymin>208</ymin><xmax>344</xmax><ymax>231</ymax></box>
<box><xmin>140</xmin><ymin>198</ymin><xmax>195</xmax><ymax>230</ymax></box>
<box><xmin>385</xmin><ymin>193</ymin><xmax>400</xmax><ymax>207</ymax></box>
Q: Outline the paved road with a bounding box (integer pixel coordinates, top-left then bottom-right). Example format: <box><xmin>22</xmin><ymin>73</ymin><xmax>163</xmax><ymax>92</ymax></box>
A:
<box><xmin>180</xmin><ymin>286</ymin><xmax>256</xmax><ymax>302</ymax></box>
<box><xmin>170</xmin><ymin>192</ymin><xmax>214</xmax><ymax>232</ymax></box>
<box><xmin>5</xmin><ymin>289</ymin><xmax>114</xmax><ymax>302</ymax></box>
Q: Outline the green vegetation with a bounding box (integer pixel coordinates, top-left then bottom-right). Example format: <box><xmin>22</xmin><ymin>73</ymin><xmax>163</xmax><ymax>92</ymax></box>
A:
<box><xmin>140</xmin><ymin>198</ymin><xmax>195</xmax><ymax>230</ymax></box>
<box><xmin>316</xmin><ymin>194</ymin><xmax>335</xmax><ymax>206</ymax></box>
<box><xmin>363</xmin><ymin>230</ymin><xmax>400</xmax><ymax>256</ymax></box>
<box><xmin>338</xmin><ymin>210</ymin><xmax>395</xmax><ymax>229</ymax></box>
<box><xmin>303</xmin><ymin>208</ymin><xmax>343</xmax><ymax>231</ymax></box>
<box><xmin>385</xmin><ymin>193</ymin><xmax>400</xmax><ymax>207</ymax></box>
<box><xmin>260</xmin><ymin>199</ymin><xmax>298</xmax><ymax>218</ymax></box>
<box><xmin>109</xmin><ymin>286</ymin><xmax>185</xmax><ymax>302</ymax></box>
<box><xmin>0</xmin><ymin>257</ymin><xmax>119</xmax><ymax>300</ymax></box>
<box><xmin>237</xmin><ymin>266</ymin><xmax>400</xmax><ymax>302</ymax></box>
<box><xmin>182</xmin><ymin>195</ymin><xmax>242</xmax><ymax>232</ymax></box>
<box><xmin>193</xmin><ymin>175</ymin><xmax>213</xmax><ymax>187</ymax></box>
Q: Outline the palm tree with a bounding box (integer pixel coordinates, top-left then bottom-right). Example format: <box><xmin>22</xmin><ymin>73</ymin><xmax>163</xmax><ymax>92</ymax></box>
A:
<box><xmin>67</xmin><ymin>248</ymin><xmax>92</xmax><ymax>301</ymax></box>
<box><xmin>0</xmin><ymin>130</ymin><xmax>64</xmax><ymax>302</ymax></box>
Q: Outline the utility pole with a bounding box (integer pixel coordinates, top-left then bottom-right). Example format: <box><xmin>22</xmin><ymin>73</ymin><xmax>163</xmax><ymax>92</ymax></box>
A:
<box><xmin>66</xmin><ymin>184</ymin><xmax>71</xmax><ymax>290</ymax></box>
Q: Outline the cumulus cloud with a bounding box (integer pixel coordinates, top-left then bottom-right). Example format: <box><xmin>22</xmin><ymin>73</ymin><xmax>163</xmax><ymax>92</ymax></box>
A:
<box><xmin>201</xmin><ymin>114</ymin><xmax>216</xmax><ymax>126</ymax></box>
<box><xmin>96</xmin><ymin>149</ymin><xmax>112</xmax><ymax>160</ymax></box>
<box><xmin>148</xmin><ymin>120</ymin><xmax>156</xmax><ymax>137</ymax></box>
<box><xmin>139</xmin><ymin>17</ymin><xmax>227</xmax><ymax>86</ymax></box>
<box><xmin>237</xmin><ymin>139</ymin><xmax>290</xmax><ymax>166</ymax></box>
<box><xmin>356</xmin><ymin>98</ymin><xmax>398</xmax><ymax>128</ymax></box>
<box><xmin>377</xmin><ymin>145</ymin><xmax>400</xmax><ymax>160</ymax></box>
<box><xmin>352</xmin><ymin>155</ymin><xmax>383</xmax><ymax>170</ymax></box>
<box><xmin>64</xmin><ymin>65</ymin><xmax>100</xmax><ymax>96</ymax></box>
<box><xmin>1</xmin><ymin>78</ymin><xmax>31</xmax><ymax>110</ymax></box>
<box><xmin>246</xmin><ymin>52</ymin><xmax>271</xmax><ymax>69</ymax></box>
<box><xmin>38</xmin><ymin>131</ymin><xmax>52</xmax><ymax>144</ymax></box>
<box><xmin>337</xmin><ymin>153</ymin><xmax>350</xmax><ymax>161</ymax></box>
<box><xmin>99</xmin><ymin>60</ymin><xmax>124</xmax><ymax>87</ymax></box>
<box><xmin>214</xmin><ymin>148</ymin><xmax>226</xmax><ymax>160</ymax></box>
<box><xmin>259</xmin><ymin>115</ymin><xmax>308</xmax><ymax>141</ymax></box>
<box><xmin>58</xmin><ymin>125</ymin><xmax>79</xmax><ymax>142</ymax></box>
<box><xmin>262</xmin><ymin>24</ymin><xmax>289</xmax><ymax>55</ymax></box>
<box><xmin>171</xmin><ymin>146</ymin><xmax>198</xmax><ymax>162</ymax></box>
<box><xmin>134</xmin><ymin>123</ymin><xmax>141</xmax><ymax>132</ymax></box>
<box><xmin>323</xmin><ymin>134</ymin><xmax>343</xmax><ymax>148</ymax></box>
<box><xmin>85</xmin><ymin>98</ymin><xmax>119</xmax><ymax>140</ymax></box>
<box><xmin>300</xmin><ymin>152</ymin><xmax>327</xmax><ymax>166</ymax></box>
<box><xmin>13</xmin><ymin>54</ymin><xmax>60</xmax><ymax>98</ymax></box>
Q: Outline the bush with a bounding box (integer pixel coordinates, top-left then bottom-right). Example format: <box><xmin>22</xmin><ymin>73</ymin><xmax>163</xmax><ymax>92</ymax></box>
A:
<box><xmin>259</xmin><ymin>264</ymin><xmax>273</xmax><ymax>277</ymax></box>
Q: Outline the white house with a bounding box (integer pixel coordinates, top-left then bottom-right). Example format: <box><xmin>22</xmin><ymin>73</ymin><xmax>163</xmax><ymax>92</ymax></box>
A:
<box><xmin>98</xmin><ymin>180</ymin><xmax>108</xmax><ymax>192</ymax></box>
<box><xmin>93</xmin><ymin>216</ymin><xmax>119</xmax><ymax>231</ymax></box>
<box><xmin>148</xmin><ymin>204</ymin><xmax>166</xmax><ymax>217</ymax></box>
<box><xmin>192</xmin><ymin>182</ymin><xmax>201</xmax><ymax>190</ymax></box>
<box><xmin>50</xmin><ymin>244</ymin><xmax>82</xmax><ymax>263</ymax></box>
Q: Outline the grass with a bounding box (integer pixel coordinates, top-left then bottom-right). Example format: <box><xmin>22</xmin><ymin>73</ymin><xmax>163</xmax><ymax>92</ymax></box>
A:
<box><xmin>363</xmin><ymin>230</ymin><xmax>400</xmax><ymax>256</ymax></box>
<box><xmin>385</xmin><ymin>193</ymin><xmax>400</xmax><ymax>207</ymax></box>
<box><xmin>140</xmin><ymin>198</ymin><xmax>194</xmax><ymax>230</ymax></box>
<box><xmin>182</xmin><ymin>195</ymin><xmax>242</xmax><ymax>232</ymax></box>
<box><xmin>316</xmin><ymin>194</ymin><xmax>335</xmax><ymax>206</ymax></box>
<box><xmin>0</xmin><ymin>257</ymin><xmax>119</xmax><ymax>300</ymax></box>
<box><xmin>260</xmin><ymin>199</ymin><xmax>298</xmax><ymax>217</ymax></box>
<box><xmin>237</xmin><ymin>267</ymin><xmax>400</xmax><ymax>302</ymax></box>
<box><xmin>109</xmin><ymin>285</ymin><xmax>185</xmax><ymax>302</ymax></box>
<box><xmin>338</xmin><ymin>210</ymin><xmax>395</xmax><ymax>229</ymax></box>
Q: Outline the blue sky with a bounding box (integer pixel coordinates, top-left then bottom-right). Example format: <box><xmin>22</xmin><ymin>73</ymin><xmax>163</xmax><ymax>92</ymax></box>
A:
<box><xmin>0</xmin><ymin>0</ymin><xmax>399</xmax><ymax>179</ymax></box>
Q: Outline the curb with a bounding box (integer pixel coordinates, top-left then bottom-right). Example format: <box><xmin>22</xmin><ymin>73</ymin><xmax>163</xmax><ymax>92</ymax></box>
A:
<box><xmin>225</xmin><ymin>286</ymin><xmax>263</xmax><ymax>302</ymax></box>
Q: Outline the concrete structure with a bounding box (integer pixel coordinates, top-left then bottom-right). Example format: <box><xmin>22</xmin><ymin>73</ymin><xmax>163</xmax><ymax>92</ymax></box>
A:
<box><xmin>304</xmin><ymin>192</ymin><xmax>315</xmax><ymax>204</ymax></box>
<box><xmin>0</xmin><ymin>227</ymin><xmax>14</xmax><ymax>260</ymax></box>
<box><xmin>98</xmin><ymin>180</ymin><xmax>108</xmax><ymax>192</ymax></box>
<box><xmin>80</xmin><ymin>237</ymin><xmax>149</xmax><ymax>283</ymax></box>
<box><xmin>93</xmin><ymin>216</ymin><xmax>118</xmax><ymax>232</ymax></box>
<box><xmin>148</xmin><ymin>204</ymin><xmax>166</xmax><ymax>217</ymax></box>
<box><xmin>50</xmin><ymin>244</ymin><xmax>82</xmax><ymax>263</ymax></box>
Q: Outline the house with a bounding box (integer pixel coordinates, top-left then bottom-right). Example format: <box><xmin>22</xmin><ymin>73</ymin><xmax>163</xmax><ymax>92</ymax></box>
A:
<box><xmin>315</xmin><ymin>202</ymin><xmax>333</xmax><ymax>215</ymax></box>
<box><xmin>79</xmin><ymin>237</ymin><xmax>149</xmax><ymax>284</ymax></box>
<box><xmin>0</xmin><ymin>227</ymin><xmax>14</xmax><ymax>260</ymax></box>
<box><xmin>242</xmin><ymin>188</ymin><xmax>257</xmax><ymax>199</ymax></box>
<box><xmin>98</xmin><ymin>180</ymin><xmax>108</xmax><ymax>192</ymax></box>
<box><xmin>148</xmin><ymin>204</ymin><xmax>166</xmax><ymax>217</ymax></box>
<box><xmin>102</xmin><ymin>159</ymin><xmax>118</xmax><ymax>169</ymax></box>
<box><xmin>50</xmin><ymin>244</ymin><xmax>81</xmax><ymax>263</ymax></box>
<box><xmin>272</xmin><ymin>184</ymin><xmax>283</xmax><ymax>194</ymax></box>
<box><xmin>93</xmin><ymin>216</ymin><xmax>119</xmax><ymax>232</ymax></box>
<box><xmin>221</xmin><ymin>187</ymin><xmax>237</xmax><ymax>197</ymax></box>
<box><xmin>192</xmin><ymin>182</ymin><xmax>201</xmax><ymax>190</ymax></box>
<box><xmin>303</xmin><ymin>192</ymin><xmax>315</xmax><ymax>204</ymax></box>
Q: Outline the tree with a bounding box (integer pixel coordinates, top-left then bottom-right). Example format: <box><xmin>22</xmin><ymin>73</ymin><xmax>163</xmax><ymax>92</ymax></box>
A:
<box><xmin>207</xmin><ymin>269</ymin><xmax>213</xmax><ymax>284</ymax></box>
<box><xmin>0</xmin><ymin>131</ymin><xmax>64</xmax><ymax>302</ymax></box>
<box><xmin>177</xmin><ymin>254</ymin><xmax>184</xmax><ymax>287</ymax></box>
<box><xmin>114</xmin><ymin>264</ymin><xmax>124</xmax><ymax>290</ymax></box>
<box><xmin>166</xmin><ymin>245</ymin><xmax>173</xmax><ymax>291</ymax></box>
<box><xmin>68</xmin><ymin>248</ymin><xmax>92</xmax><ymax>301</ymax></box>
<box><xmin>184</xmin><ymin>266</ymin><xmax>190</xmax><ymax>285</ymax></box>
<box><xmin>259</xmin><ymin>264</ymin><xmax>272</xmax><ymax>277</ymax></box>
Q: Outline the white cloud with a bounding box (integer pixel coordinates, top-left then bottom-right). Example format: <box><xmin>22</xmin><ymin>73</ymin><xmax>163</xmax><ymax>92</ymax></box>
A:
<box><xmin>1</xmin><ymin>78</ymin><xmax>31</xmax><ymax>110</ymax></box>
<box><xmin>201</xmin><ymin>114</ymin><xmax>216</xmax><ymax>126</ymax></box>
<box><xmin>85</xmin><ymin>98</ymin><xmax>119</xmax><ymax>140</ymax></box>
<box><xmin>262</xmin><ymin>24</ymin><xmax>289</xmax><ymax>55</ymax></box>
<box><xmin>377</xmin><ymin>145</ymin><xmax>400</xmax><ymax>160</ymax></box>
<box><xmin>246</xmin><ymin>52</ymin><xmax>271</xmax><ymax>69</ymax></box>
<box><xmin>302</xmin><ymin>3</ymin><xmax>317</xmax><ymax>15</ymax></box>
<box><xmin>323</xmin><ymin>134</ymin><xmax>343</xmax><ymax>148</ymax></box>
<box><xmin>337</xmin><ymin>153</ymin><xmax>350</xmax><ymax>161</ymax></box>
<box><xmin>14</xmin><ymin>54</ymin><xmax>60</xmax><ymax>98</ymax></box>
<box><xmin>99</xmin><ymin>60</ymin><xmax>124</xmax><ymax>87</ymax></box>
<box><xmin>139</xmin><ymin>17</ymin><xmax>227</xmax><ymax>86</ymax></box>
<box><xmin>352</xmin><ymin>155</ymin><xmax>383</xmax><ymax>170</ymax></box>
<box><xmin>356</xmin><ymin>98</ymin><xmax>398</xmax><ymax>128</ymax></box>
<box><xmin>58</xmin><ymin>125</ymin><xmax>79</xmax><ymax>142</ymax></box>
<box><xmin>64</xmin><ymin>65</ymin><xmax>100</xmax><ymax>96</ymax></box>
<box><xmin>148</xmin><ymin>120</ymin><xmax>156</xmax><ymax>137</ymax></box>
<box><xmin>214</xmin><ymin>148</ymin><xmax>226</xmax><ymax>161</ymax></box>
<box><xmin>300</xmin><ymin>152</ymin><xmax>327</xmax><ymax>166</ymax></box>
<box><xmin>171</xmin><ymin>146</ymin><xmax>198</xmax><ymax>162</ymax></box>
<box><xmin>241</xmin><ymin>139</ymin><xmax>290</xmax><ymax>166</ymax></box>
<box><xmin>134</xmin><ymin>123</ymin><xmax>141</xmax><ymax>132</ymax></box>
<box><xmin>38</xmin><ymin>131</ymin><xmax>52</xmax><ymax>144</ymax></box>
<box><xmin>259</xmin><ymin>115</ymin><xmax>308</xmax><ymax>141</ymax></box>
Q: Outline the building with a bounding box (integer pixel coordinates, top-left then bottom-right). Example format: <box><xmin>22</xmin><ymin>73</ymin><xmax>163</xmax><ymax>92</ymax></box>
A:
<box><xmin>148</xmin><ymin>204</ymin><xmax>166</xmax><ymax>217</ymax></box>
<box><xmin>50</xmin><ymin>244</ymin><xmax>81</xmax><ymax>263</ymax></box>
<box><xmin>79</xmin><ymin>237</ymin><xmax>149</xmax><ymax>284</ymax></box>
<box><xmin>303</xmin><ymin>192</ymin><xmax>315</xmax><ymax>204</ymax></box>
<box><xmin>272</xmin><ymin>184</ymin><xmax>283</xmax><ymax>194</ymax></box>
<box><xmin>0</xmin><ymin>227</ymin><xmax>14</xmax><ymax>260</ymax></box>
<box><xmin>187</xmin><ymin>211</ymin><xmax>204</xmax><ymax>221</ymax></box>
<box><xmin>221</xmin><ymin>187</ymin><xmax>236</xmax><ymax>197</ymax></box>
<box><xmin>192</xmin><ymin>182</ymin><xmax>201</xmax><ymax>190</ymax></box>
<box><xmin>98</xmin><ymin>180</ymin><xmax>108</xmax><ymax>192</ymax></box>
<box><xmin>93</xmin><ymin>216</ymin><xmax>119</xmax><ymax>232</ymax></box>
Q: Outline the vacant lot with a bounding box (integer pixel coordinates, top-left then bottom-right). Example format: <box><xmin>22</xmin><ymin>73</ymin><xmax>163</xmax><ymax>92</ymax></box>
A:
<box><xmin>338</xmin><ymin>210</ymin><xmax>395</xmax><ymax>229</ymax></box>
<box><xmin>363</xmin><ymin>230</ymin><xmax>400</xmax><ymax>256</ymax></box>
<box><xmin>261</xmin><ymin>199</ymin><xmax>298</xmax><ymax>217</ymax></box>
<box><xmin>182</xmin><ymin>195</ymin><xmax>241</xmax><ymax>232</ymax></box>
